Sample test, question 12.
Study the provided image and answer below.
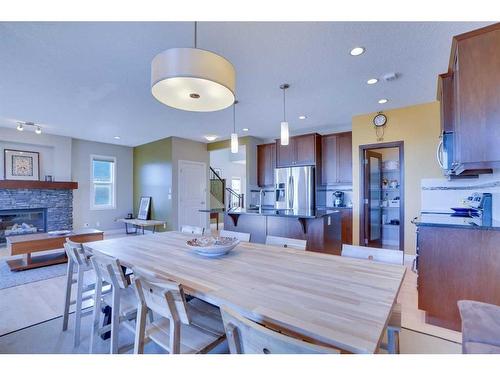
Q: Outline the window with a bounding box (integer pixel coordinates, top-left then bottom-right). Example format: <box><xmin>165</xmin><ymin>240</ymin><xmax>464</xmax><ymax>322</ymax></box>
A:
<box><xmin>91</xmin><ymin>155</ymin><xmax>116</xmax><ymax>210</ymax></box>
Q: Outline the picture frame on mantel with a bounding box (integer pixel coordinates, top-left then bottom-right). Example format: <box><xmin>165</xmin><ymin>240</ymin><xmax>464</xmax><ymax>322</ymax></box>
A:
<box><xmin>137</xmin><ymin>196</ymin><xmax>151</xmax><ymax>220</ymax></box>
<box><xmin>4</xmin><ymin>149</ymin><xmax>40</xmax><ymax>181</ymax></box>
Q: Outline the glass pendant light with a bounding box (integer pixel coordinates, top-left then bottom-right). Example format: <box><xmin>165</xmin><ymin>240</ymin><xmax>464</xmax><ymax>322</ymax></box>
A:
<box><xmin>231</xmin><ymin>100</ymin><xmax>239</xmax><ymax>154</ymax></box>
<box><xmin>280</xmin><ymin>84</ymin><xmax>290</xmax><ymax>146</ymax></box>
<box><xmin>151</xmin><ymin>22</ymin><xmax>236</xmax><ymax>112</ymax></box>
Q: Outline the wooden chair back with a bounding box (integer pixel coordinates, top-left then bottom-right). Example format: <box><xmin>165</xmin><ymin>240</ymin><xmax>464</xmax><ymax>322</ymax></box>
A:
<box><xmin>265</xmin><ymin>235</ymin><xmax>307</xmax><ymax>250</ymax></box>
<box><xmin>133</xmin><ymin>267</ymin><xmax>190</xmax><ymax>325</ymax></box>
<box><xmin>64</xmin><ymin>239</ymin><xmax>90</xmax><ymax>267</ymax></box>
<box><xmin>220</xmin><ymin>230</ymin><xmax>251</xmax><ymax>242</ymax></box>
<box><xmin>181</xmin><ymin>225</ymin><xmax>205</xmax><ymax>235</ymax></box>
<box><xmin>220</xmin><ymin>306</ymin><xmax>338</xmax><ymax>354</ymax></box>
<box><xmin>341</xmin><ymin>244</ymin><xmax>403</xmax><ymax>265</ymax></box>
<box><xmin>90</xmin><ymin>251</ymin><xmax>129</xmax><ymax>290</ymax></box>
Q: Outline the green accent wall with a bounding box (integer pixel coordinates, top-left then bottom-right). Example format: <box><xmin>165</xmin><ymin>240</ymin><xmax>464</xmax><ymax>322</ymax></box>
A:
<box><xmin>133</xmin><ymin>137</ymin><xmax>173</xmax><ymax>231</ymax></box>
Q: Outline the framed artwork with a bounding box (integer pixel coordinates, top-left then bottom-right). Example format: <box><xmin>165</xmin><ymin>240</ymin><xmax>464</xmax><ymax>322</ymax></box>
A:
<box><xmin>137</xmin><ymin>196</ymin><xmax>151</xmax><ymax>220</ymax></box>
<box><xmin>4</xmin><ymin>149</ymin><xmax>40</xmax><ymax>181</ymax></box>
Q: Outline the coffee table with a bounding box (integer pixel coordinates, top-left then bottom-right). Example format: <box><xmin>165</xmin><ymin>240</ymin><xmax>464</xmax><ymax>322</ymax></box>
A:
<box><xmin>6</xmin><ymin>228</ymin><xmax>104</xmax><ymax>271</ymax></box>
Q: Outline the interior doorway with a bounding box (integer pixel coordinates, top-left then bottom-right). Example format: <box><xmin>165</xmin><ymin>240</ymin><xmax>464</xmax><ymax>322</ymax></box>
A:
<box><xmin>359</xmin><ymin>142</ymin><xmax>404</xmax><ymax>251</ymax></box>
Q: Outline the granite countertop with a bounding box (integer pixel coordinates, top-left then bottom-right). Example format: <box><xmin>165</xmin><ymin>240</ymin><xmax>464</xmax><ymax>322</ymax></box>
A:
<box><xmin>226</xmin><ymin>207</ymin><xmax>340</xmax><ymax>219</ymax></box>
<box><xmin>413</xmin><ymin>212</ymin><xmax>500</xmax><ymax>231</ymax></box>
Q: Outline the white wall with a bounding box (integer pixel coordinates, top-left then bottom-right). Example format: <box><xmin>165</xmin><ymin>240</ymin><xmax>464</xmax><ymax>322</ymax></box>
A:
<box><xmin>71</xmin><ymin>138</ymin><xmax>133</xmax><ymax>230</ymax></box>
<box><xmin>0</xmin><ymin>127</ymin><xmax>71</xmax><ymax>181</ymax></box>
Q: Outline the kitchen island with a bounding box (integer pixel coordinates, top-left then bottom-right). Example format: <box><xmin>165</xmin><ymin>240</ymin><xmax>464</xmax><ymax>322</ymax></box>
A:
<box><xmin>224</xmin><ymin>208</ymin><xmax>342</xmax><ymax>255</ymax></box>
<box><xmin>414</xmin><ymin>212</ymin><xmax>500</xmax><ymax>331</ymax></box>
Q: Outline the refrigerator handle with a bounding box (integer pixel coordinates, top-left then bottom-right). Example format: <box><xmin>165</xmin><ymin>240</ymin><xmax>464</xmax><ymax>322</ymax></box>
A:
<box><xmin>288</xmin><ymin>175</ymin><xmax>294</xmax><ymax>208</ymax></box>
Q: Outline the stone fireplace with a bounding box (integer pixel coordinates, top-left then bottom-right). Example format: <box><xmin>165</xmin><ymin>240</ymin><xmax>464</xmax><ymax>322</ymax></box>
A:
<box><xmin>0</xmin><ymin>188</ymin><xmax>73</xmax><ymax>243</ymax></box>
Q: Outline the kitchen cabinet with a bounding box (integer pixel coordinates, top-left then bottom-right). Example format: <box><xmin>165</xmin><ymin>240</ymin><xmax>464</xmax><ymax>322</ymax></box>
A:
<box><xmin>340</xmin><ymin>208</ymin><xmax>352</xmax><ymax>245</ymax></box>
<box><xmin>276</xmin><ymin>133</ymin><xmax>320</xmax><ymax>168</ymax></box>
<box><xmin>416</xmin><ymin>225</ymin><xmax>500</xmax><ymax>331</ymax></box>
<box><xmin>257</xmin><ymin>143</ymin><xmax>276</xmax><ymax>187</ymax></box>
<box><xmin>320</xmin><ymin>132</ymin><xmax>352</xmax><ymax>185</ymax></box>
<box><xmin>437</xmin><ymin>23</ymin><xmax>500</xmax><ymax>176</ymax></box>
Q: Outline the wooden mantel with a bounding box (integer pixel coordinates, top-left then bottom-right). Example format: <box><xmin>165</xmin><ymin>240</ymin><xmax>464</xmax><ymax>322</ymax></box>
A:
<box><xmin>0</xmin><ymin>180</ymin><xmax>78</xmax><ymax>190</ymax></box>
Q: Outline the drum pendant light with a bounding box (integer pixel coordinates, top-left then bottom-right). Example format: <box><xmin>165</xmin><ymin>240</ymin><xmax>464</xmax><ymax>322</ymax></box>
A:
<box><xmin>280</xmin><ymin>84</ymin><xmax>290</xmax><ymax>146</ymax></box>
<box><xmin>231</xmin><ymin>100</ymin><xmax>239</xmax><ymax>154</ymax></box>
<box><xmin>151</xmin><ymin>22</ymin><xmax>236</xmax><ymax>112</ymax></box>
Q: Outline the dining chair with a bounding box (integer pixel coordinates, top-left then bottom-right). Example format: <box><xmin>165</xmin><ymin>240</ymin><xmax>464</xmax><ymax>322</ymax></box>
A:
<box><xmin>219</xmin><ymin>229</ymin><xmax>251</xmax><ymax>242</ymax></box>
<box><xmin>341</xmin><ymin>244</ymin><xmax>403</xmax><ymax>354</ymax></box>
<box><xmin>89</xmin><ymin>251</ymin><xmax>138</xmax><ymax>354</ymax></box>
<box><xmin>220</xmin><ymin>306</ymin><xmax>339</xmax><ymax>354</ymax></box>
<box><xmin>132</xmin><ymin>267</ymin><xmax>226</xmax><ymax>354</ymax></box>
<box><xmin>265</xmin><ymin>235</ymin><xmax>307</xmax><ymax>250</ymax></box>
<box><xmin>180</xmin><ymin>225</ymin><xmax>205</xmax><ymax>235</ymax></box>
<box><xmin>458</xmin><ymin>300</ymin><xmax>500</xmax><ymax>354</ymax></box>
<box><xmin>62</xmin><ymin>239</ymin><xmax>110</xmax><ymax>347</ymax></box>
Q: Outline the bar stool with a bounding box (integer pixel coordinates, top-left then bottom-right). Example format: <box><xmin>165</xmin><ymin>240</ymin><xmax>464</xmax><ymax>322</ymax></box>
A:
<box><xmin>62</xmin><ymin>239</ymin><xmax>110</xmax><ymax>347</ymax></box>
<box><xmin>89</xmin><ymin>251</ymin><xmax>138</xmax><ymax>354</ymax></box>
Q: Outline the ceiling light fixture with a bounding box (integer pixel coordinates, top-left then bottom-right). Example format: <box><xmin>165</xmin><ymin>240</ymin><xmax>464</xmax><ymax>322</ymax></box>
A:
<box><xmin>378</xmin><ymin>98</ymin><xmax>388</xmax><ymax>104</ymax></box>
<box><xmin>35</xmin><ymin>126</ymin><xmax>42</xmax><ymax>135</ymax></box>
<box><xmin>204</xmin><ymin>135</ymin><xmax>218</xmax><ymax>142</ymax></box>
<box><xmin>16</xmin><ymin>121</ymin><xmax>42</xmax><ymax>134</ymax></box>
<box><xmin>16</xmin><ymin>123</ymin><xmax>24</xmax><ymax>131</ymax></box>
<box><xmin>114</xmin><ymin>136</ymin><xmax>121</xmax><ymax>140</ymax></box>
<box><xmin>299</xmin><ymin>115</ymin><xmax>307</xmax><ymax>120</ymax></box>
<box><xmin>350</xmin><ymin>47</ymin><xmax>365</xmax><ymax>56</ymax></box>
<box><xmin>280</xmin><ymin>83</ymin><xmax>290</xmax><ymax>146</ymax></box>
<box><xmin>367</xmin><ymin>78</ymin><xmax>378</xmax><ymax>85</ymax></box>
<box><xmin>231</xmin><ymin>100</ymin><xmax>239</xmax><ymax>154</ymax></box>
<box><xmin>151</xmin><ymin>22</ymin><xmax>236</xmax><ymax>112</ymax></box>
<box><xmin>242</xmin><ymin>128</ymin><xmax>249</xmax><ymax>132</ymax></box>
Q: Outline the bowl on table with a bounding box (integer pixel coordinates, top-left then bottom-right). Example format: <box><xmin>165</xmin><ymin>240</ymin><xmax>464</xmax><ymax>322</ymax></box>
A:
<box><xmin>186</xmin><ymin>236</ymin><xmax>240</xmax><ymax>257</ymax></box>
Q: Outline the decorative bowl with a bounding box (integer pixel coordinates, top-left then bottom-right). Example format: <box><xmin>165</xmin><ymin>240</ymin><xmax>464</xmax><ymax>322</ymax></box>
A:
<box><xmin>186</xmin><ymin>236</ymin><xmax>240</xmax><ymax>257</ymax></box>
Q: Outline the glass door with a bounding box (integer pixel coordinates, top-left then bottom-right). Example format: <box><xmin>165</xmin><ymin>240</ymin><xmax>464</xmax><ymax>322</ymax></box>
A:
<box><xmin>364</xmin><ymin>150</ymin><xmax>383</xmax><ymax>247</ymax></box>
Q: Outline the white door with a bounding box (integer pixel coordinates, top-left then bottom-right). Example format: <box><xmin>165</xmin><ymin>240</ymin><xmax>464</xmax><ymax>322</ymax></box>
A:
<box><xmin>178</xmin><ymin>160</ymin><xmax>207</xmax><ymax>230</ymax></box>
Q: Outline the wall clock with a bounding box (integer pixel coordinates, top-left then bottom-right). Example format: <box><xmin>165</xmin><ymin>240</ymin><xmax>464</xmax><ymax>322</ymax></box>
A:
<box><xmin>373</xmin><ymin>113</ymin><xmax>387</xmax><ymax>127</ymax></box>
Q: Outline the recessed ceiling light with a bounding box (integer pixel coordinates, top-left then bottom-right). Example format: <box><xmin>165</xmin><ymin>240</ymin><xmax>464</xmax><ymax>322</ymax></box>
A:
<box><xmin>114</xmin><ymin>136</ymin><xmax>121</xmax><ymax>140</ymax></box>
<box><xmin>16</xmin><ymin>123</ymin><xmax>24</xmax><ymax>131</ymax></box>
<box><xmin>378</xmin><ymin>98</ymin><xmax>388</xmax><ymax>104</ymax></box>
<box><xmin>242</xmin><ymin>128</ymin><xmax>249</xmax><ymax>132</ymax></box>
<box><xmin>204</xmin><ymin>135</ymin><xmax>218</xmax><ymax>142</ymax></box>
<box><xmin>367</xmin><ymin>78</ymin><xmax>378</xmax><ymax>85</ymax></box>
<box><xmin>350</xmin><ymin>47</ymin><xmax>365</xmax><ymax>56</ymax></box>
<box><xmin>299</xmin><ymin>115</ymin><xmax>307</xmax><ymax>120</ymax></box>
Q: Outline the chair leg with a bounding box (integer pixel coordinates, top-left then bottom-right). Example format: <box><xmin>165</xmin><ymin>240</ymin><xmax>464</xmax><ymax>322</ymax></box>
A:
<box><xmin>73</xmin><ymin>267</ymin><xmax>84</xmax><ymax>347</ymax></box>
<box><xmin>110</xmin><ymin>288</ymin><xmax>121</xmax><ymax>354</ymax></box>
<box><xmin>62</xmin><ymin>260</ymin><xmax>74</xmax><ymax>331</ymax></box>
<box><xmin>89</xmin><ymin>278</ymin><xmax>102</xmax><ymax>354</ymax></box>
<box><xmin>148</xmin><ymin>309</ymin><xmax>154</xmax><ymax>323</ymax></box>
<box><xmin>134</xmin><ymin>303</ymin><xmax>148</xmax><ymax>354</ymax></box>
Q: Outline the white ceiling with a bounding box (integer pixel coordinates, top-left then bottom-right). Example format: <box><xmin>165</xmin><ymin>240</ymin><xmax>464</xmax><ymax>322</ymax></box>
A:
<box><xmin>0</xmin><ymin>21</ymin><xmax>491</xmax><ymax>147</ymax></box>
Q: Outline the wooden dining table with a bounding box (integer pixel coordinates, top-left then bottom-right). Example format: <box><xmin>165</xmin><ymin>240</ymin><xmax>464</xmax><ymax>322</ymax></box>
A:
<box><xmin>84</xmin><ymin>231</ymin><xmax>406</xmax><ymax>354</ymax></box>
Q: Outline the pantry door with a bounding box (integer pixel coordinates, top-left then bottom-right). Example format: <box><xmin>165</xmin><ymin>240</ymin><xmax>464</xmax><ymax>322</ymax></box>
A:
<box><xmin>364</xmin><ymin>150</ymin><xmax>383</xmax><ymax>247</ymax></box>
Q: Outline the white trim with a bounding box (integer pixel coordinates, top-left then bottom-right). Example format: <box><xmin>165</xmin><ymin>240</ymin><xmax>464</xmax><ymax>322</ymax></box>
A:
<box><xmin>90</xmin><ymin>154</ymin><xmax>117</xmax><ymax>211</ymax></box>
<box><xmin>177</xmin><ymin>160</ymin><xmax>207</xmax><ymax>231</ymax></box>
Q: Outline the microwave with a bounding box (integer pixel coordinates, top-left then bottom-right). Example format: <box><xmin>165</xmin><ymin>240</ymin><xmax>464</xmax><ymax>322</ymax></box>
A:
<box><xmin>437</xmin><ymin>131</ymin><xmax>455</xmax><ymax>176</ymax></box>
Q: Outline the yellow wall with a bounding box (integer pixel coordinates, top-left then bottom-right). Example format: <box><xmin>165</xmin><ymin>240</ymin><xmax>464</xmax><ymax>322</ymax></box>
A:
<box><xmin>352</xmin><ymin>101</ymin><xmax>442</xmax><ymax>254</ymax></box>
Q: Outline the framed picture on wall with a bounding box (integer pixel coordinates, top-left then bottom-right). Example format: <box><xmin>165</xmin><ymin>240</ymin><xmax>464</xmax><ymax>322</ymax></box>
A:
<box><xmin>4</xmin><ymin>149</ymin><xmax>40</xmax><ymax>181</ymax></box>
<box><xmin>137</xmin><ymin>196</ymin><xmax>151</xmax><ymax>220</ymax></box>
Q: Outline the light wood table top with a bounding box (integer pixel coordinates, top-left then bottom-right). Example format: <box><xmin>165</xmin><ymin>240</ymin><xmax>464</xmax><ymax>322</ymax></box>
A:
<box><xmin>84</xmin><ymin>231</ymin><xmax>406</xmax><ymax>353</ymax></box>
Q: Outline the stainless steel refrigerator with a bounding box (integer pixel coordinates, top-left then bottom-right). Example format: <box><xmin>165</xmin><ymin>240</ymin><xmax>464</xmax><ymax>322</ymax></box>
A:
<box><xmin>274</xmin><ymin>166</ymin><xmax>315</xmax><ymax>210</ymax></box>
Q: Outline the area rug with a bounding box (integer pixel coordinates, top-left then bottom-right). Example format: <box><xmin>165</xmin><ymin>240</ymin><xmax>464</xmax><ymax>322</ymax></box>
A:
<box><xmin>0</xmin><ymin>260</ymin><xmax>67</xmax><ymax>290</ymax></box>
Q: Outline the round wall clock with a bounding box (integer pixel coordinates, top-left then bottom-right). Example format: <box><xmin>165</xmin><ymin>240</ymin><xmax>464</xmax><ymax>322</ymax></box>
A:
<box><xmin>373</xmin><ymin>113</ymin><xmax>387</xmax><ymax>127</ymax></box>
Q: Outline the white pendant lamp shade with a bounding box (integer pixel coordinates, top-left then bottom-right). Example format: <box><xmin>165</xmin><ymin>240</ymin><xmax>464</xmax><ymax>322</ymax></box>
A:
<box><xmin>231</xmin><ymin>133</ymin><xmax>239</xmax><ymax>153</ymax></box>
<box><xmin>151</xmin><ymin>48</ymin><xmax>236</xmax><ymax>112</ymax></box>
<box><xmin>280</xmin><ymin>121</ymin><xmax>289</xmax><ymax>146</ymax></box>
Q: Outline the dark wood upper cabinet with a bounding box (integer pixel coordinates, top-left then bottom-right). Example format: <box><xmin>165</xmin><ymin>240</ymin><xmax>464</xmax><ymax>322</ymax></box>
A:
<box><xmin>320</xmin><ymin>132</ymin><xmax>352</xmax><ymax>185</ymax></box>
<box><xmin>257</xmin><ymin>143</ymin><xmax>276</xmax><ymax>187</ymax></box>
<box><xmin>438</xmin><ymin>23</ymin><xmax>500</xmax><ymax>175</ymax></box>
<box><xmin>275</xmin><ymin>133</ymin><xmax>320</xmax><ymax>168</ymax></box>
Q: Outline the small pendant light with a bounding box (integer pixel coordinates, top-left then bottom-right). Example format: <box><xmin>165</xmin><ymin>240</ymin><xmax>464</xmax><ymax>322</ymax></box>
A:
<box><xmin>151</xmin><ymin>22</ymin><xmax>236</xmax><ymax>112</ymax></box>
<box><xmin>280</xmin><ymin>84</ymin><xmax>290</xmax><ymax>146</ymax></box>
<box><xmin>231</xmin><ymin>100</ymin><xmax>239</xmax><ymax>154</ymax></box>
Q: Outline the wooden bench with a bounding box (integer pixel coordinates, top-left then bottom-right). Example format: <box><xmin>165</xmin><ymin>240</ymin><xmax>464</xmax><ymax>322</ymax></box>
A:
<box><xmin>6</xmin><ymin>228</ymin><xmax>104</xmax><ymax>271</ymax></box>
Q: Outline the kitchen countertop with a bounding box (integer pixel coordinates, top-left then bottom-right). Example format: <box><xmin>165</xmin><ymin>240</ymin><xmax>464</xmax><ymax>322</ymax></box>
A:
<box><xmin>226</xmin><ymin>207</ymin><xmax>340</xmax><ymax>219</ymax></box>
<box><xmin>413</xmin><ymin>212</ymin><xmax>499</xmax><ymax>231</ymax></box>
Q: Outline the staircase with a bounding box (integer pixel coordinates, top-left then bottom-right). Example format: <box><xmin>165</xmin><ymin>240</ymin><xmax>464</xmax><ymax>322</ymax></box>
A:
<box><xmin>210</xmin><ymin>167</ymin><xmax>244</xmax><ymax>209</ymax></box>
